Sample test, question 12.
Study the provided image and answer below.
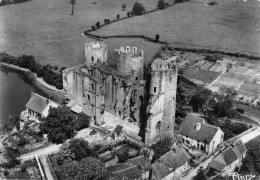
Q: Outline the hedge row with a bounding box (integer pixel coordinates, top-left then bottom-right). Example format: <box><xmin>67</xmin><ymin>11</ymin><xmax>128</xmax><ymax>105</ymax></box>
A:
<box><xmin>0</xmin><ymin>0</ymin><xmax>30</xmax><ymax>6</ymax></box>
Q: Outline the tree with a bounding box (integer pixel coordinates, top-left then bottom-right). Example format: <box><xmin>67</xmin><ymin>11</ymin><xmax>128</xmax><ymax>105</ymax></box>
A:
<box><xmin>121</xmin><ymin>3</ymin><xmax>126</xmax><ymax>11</ymax></box>
<box><xmin>127</xmin><ymin>11</ymin><xmax>130</xmax><ymax>17</ymax></box>
<box><xmin>39</xmin><ymin>106</ymin><xmax>76</xmax><ymax>144</ymax></box>
<box><xmin>151</xmin><ymin>137</ymin><xmax>173</xmax><ymax>162</ymax></box>
<box><xmin>116</xmin><ymin>14</ymin><xmax>120</xmax><ymax>20</ymax></box>
<box><xmin>95</xmin><ymin>21</ymin><xmax>100</xmax><ymax>28</ymax></box>
<box><xmin>74</xmin><ymin>112</ymin><xmax>90</xmax><ymax>131</ymax></box>
<box><xmin>2</xmin><ymin>147</ymin><xmax>20</xmax><ymax>168</ymax></box>
<box><xmin>194</xmin><ymin>166</ymin><xmax>207</xmax><ymax>180</ymax></box>
<box><xmin>70</xmin><ymin>0</ymin><xmax>76</xmax><ymax>15</ymax></box>
<box><xmin>155</xmin><ymin>34</ymin><xmax>160</xmax><ymax>42</ymax></box>
<box><xmin>190</xmin><ymin>86</ymin><xmax>212</xmax><ymax>112</ymax></box>
<box><xmin>69</xmin><ymin>138</ymin><xmax>94</xmax><ymax>161</ymax></box>
<box><xmin>56</xmin><ymin>157</ymin><xmax>107</xmax><ymax>180</ymax></box>
<box><xmin>132</xmin><ymin>2</ymin><xmax>145</xmax><ymax>15</ymax></box>
<box><xmin>91</xmin><ymin>25</ymin><xmax>96</xmax><ymax>30</ymax></box>
<box><xmin>157</xmin><ymin>0</ymin><xmax>166</xmax><ymax>9</ymax></box>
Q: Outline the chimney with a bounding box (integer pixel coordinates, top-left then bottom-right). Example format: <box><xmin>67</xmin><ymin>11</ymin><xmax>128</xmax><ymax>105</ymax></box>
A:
<box><xmin>196</xmin><ymin>123</ymin><xmax>201</xmax><ymax>131</ymax></box>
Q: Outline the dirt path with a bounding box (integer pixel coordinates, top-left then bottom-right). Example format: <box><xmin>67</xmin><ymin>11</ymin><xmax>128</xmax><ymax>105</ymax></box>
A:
<box><xmin>21</xmin><ymin>144</ymin><xmax>61</xmax><ymax>161</ymax></box>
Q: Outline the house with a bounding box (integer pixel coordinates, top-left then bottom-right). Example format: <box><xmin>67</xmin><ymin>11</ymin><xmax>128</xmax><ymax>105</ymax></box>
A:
<box><xmin>151</xmin><ymin>145</ymin><xmax>191</xmax><ymax>180</ymax></box>
<box><xmin>179</xmin><ymin>114</ymin><xmax>224</xmax><ymax>154</ymax></box>
<box><xmin>208</xmin><ymin>139</ymin><xmax>247</xmax><ymax>176</ymax></box>
<box><xmin>107</xmin><ymin>155</ymin><xmax>151</xmax><ymax>180</ymax></box>
<box><xmin>25</xmin><ymin>93</ymin><xmax>59</xmax><ymax>118</ymax></box>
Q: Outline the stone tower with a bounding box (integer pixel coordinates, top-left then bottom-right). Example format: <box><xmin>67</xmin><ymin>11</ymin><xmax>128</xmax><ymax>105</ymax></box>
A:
<box><xmin>85</xmin><ymin>41</ymin><xmax>107</xmax><ymax>65</ymax></box>
<box><xmin>145</xmin><ymin>56</ymin><xmax>178</xmax><ymax>144</ymax></box>
<box><xmin>114</xmin><ymin>46</ymin><xmax>144</xmax><ymax>80</ymax></box>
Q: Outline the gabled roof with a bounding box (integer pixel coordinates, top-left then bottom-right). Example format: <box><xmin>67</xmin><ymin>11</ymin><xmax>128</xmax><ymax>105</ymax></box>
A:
<box><xmin>208</xmin><ymin>155</ymin><xmax>226</xmax><ymax>172</ymax></box>
<box><xmin>152</xmin><ymin>146</ymin><xmax>191</xmax><ymax>179</ymax></box>
<box><xmin>209</xmin><ymin>140</ymin><xmax>246</xmax><ymax>172</ymax></box>
<box><xmin>222</xmin><ymin>147</ymin><xmax>238</xmax><ymax>165</ymax></box>
<box><xmin>25</xmin><ymin>93</ymin><xmax>49</xmax><ymax>114</ymax></box>
<box><xmin>107</xmin><ymin>155</ymin><xmax>151</xmax><ymax>180</ymax></box>
<box><xmin>180</xmin><ymin>114</ymin><xmax>220</xmax><ymax>144</ymax></box>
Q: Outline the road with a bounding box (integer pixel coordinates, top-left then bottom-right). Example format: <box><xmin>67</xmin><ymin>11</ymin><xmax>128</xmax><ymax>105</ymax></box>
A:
<box><xmin>181</xmin><ymin>155</ymin><xmax>214</xmax><ymax>180</ymax></box>
<box><xmin>21</xmin><ymin>144</ymin><xmax>62</xmax><ymax>161</ymax></box>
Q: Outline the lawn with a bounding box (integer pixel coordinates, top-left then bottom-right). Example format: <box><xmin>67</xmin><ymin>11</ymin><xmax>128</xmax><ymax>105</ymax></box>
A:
<box><xmin>0</xmin><ymin>0</ymin><xmax>167</xmax><ymax>67</ymax></box>
<box><xmin>92</xmin><ymin>0</ymin><xmax>260</xmax><ymax>57</ymax></box>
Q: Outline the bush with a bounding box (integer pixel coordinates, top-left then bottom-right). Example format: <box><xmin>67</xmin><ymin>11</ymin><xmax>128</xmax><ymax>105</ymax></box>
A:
<box><xmin>95</xmin><ymin>21</ymin><xmax>100</xmax><ymax>28</ymax></box>
<box><xmin>151</xmin><ymin>137</ymin><xmax>173</xmax><ymax>162</ymax></box>
<box><xmin>127</xmin><ymin>12</ymin><xmax>131</xmax><ymax>17</ymax></box>
<box><xmin>132</xmin><ymin>2</ymin><xmax>145</xmax><ymax>15</ymax></box>
<box><xmin>3</xmin><ymin>170</ymin><xmax>9</xmax><ymax>177</ymax></box>
<box><xmin>116</xmin><ymin>14</ymin><xmax>120</xmax><ymax>20</ymax></box>
<box><xmin>236</xmin><ymin>108</ymin><xmax>245</xmax><ymax>114</ymax></box>
<box><xmin>21</xmin><ymin>164</ymin><xmax>27</xmax><ymax>173</ymax></box>
<box><xmin>155</xmin><ymin>34</ymin><xmax>160</xmax><ymax>42</ymax></box>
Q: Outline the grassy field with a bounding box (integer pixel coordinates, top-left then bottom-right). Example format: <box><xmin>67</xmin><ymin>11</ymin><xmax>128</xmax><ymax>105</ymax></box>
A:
<box><xmin>0</xmin><ymin>0</ymin><xmax>169</xmax><ymax>67</ymax></box>
<box><xmin>92</xmin><ymin>0</ymin><xmax>260</xmax><ymax>57</ymax></box>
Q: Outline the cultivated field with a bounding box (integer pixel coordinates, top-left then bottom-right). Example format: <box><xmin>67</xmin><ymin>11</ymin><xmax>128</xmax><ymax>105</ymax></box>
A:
<box><xmin>0</xmin><ymin>0</ymin><xmax>169</xmax><ymax>67</ymax></box>
<box><xmin>92</xmin><ymin>0</ymin><xmax>260</xmax><ymax>57</ymax></box>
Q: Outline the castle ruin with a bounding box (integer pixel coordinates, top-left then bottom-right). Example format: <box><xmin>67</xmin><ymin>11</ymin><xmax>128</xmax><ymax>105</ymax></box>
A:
<box><xmin>62</xmin><ymin>41</ymin><xmax>178</xmax><ymax>144</ymax></box>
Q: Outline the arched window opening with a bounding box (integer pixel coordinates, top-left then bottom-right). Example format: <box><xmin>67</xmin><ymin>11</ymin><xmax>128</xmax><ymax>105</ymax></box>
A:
<box><xmin>156</xmin><ymin>121</ymin><xmax>161</xmax><ymax>134</ymax></box>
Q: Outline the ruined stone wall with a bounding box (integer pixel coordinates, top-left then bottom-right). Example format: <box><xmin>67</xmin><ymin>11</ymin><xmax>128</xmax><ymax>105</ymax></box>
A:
<box><xmin>85</xmin><ymin>41</ymin><xmax>107</xmax><ymax>65</ymax></box>
<box><xmin>114</xmin><ymin>46</ymin><xmax>144</xmax><ymax>80</ymax></box>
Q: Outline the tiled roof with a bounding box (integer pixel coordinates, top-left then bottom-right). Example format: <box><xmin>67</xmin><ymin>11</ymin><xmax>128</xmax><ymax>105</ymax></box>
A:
<box><xmin>233</xmin><ymin>139</ymin><xmax>247</xmax><ymax>155</ymax></box>
<box><xmin>222</xmin><ymin>147</ymin><xmax>238</xmax><ymax>165</ymax></box>
<box><xmin>25</xmin><ymin>93</ymin><xmax>48</xmax><ymax>114</ymax></box>
<box><xmin>107</xmin><ymin>155</ymin><xmax>151</xmax><ymax>180</ymax></box>
<box><xmin>180</xmin><ymin>114</ymin><xmax>219</xmax><ymax>144</ymax></box>
<box><xmin>209</xmin><ymin>139</ymin><xmax>246</xmax><ymax>172</ymax></box>
<box><xmin>152</xmin><ymin>146</ymin><xmax>191</xmax><ymax>179</ymax></box>
<box><xmin>208</xmin><ymin>155</ymin><xmax>226</xmax><ymax>172</ymax></box>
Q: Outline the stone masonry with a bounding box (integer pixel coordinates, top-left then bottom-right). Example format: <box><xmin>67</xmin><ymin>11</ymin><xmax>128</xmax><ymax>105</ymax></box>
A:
<box><xmin>62</xmin><ymin>41</ymin><xmax>177</xmax><ymax>145</ymax></box>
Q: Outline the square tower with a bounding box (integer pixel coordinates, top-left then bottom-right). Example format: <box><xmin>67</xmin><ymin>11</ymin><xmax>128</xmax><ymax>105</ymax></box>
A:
<box><xmin>145</xmin><ymin>56</ymin><xmax>178</xmax><ymax>144</ymax></box>
<box><xmin>85</xmin><ymin>41</ymin><xmax>107</xmax><ymax>65</ymax></box>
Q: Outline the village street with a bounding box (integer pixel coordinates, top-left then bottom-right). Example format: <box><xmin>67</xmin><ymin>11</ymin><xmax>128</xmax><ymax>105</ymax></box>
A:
<box><xmin>181</xmin><ymin>126</ymin><xmax>260</xmax><ymax>180</ymax></box>
<box><xmin>181</xmin><ymin>155</ymin><xmax>214</xmax><ymax>180</ymax></box>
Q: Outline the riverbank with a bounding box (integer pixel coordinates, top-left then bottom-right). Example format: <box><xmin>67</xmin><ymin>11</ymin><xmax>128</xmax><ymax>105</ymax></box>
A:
<box><xmin>0</xmin><ymin>63</ymin><xmax>65</xmax><ymax>104</ymax></box>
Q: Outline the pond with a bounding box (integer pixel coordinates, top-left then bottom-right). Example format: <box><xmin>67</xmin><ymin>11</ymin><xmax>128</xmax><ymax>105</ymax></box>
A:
<box><xmin>0</xmin><ymin>67</ymin><xmax>44</xmax><ymax>129</ymax></box>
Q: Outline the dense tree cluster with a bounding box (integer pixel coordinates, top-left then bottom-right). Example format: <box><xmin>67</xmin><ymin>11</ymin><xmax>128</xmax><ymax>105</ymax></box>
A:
<box><xmin>243</xmin><ymin>136</ymin><xmax>260</xmax><ymax>174</ymax></box>
<box><xmin>0</xmin><ymin>147</ymin><xmax>20</xmax><ymax>168</ymax></box>
<box><xmin>55</xmin><ymin>157</ymin><xmax>107</xmax><ymax>180</ymax></box>
<box><xmin>39</xmin><ymin>106</ymin><xmax>90</xmax><ymax>144</ymax></box>
<box><xmin>57</xmin><ymin>138</ymin><xmax>94</xmax><ymax>165</ymax></box>
<box><xmin>0</xmin><ymin>53</ymin><xmax>63</xmax><ymax>89</ymax></box>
